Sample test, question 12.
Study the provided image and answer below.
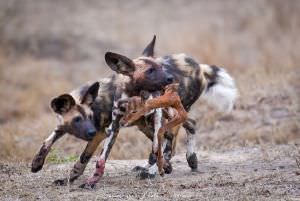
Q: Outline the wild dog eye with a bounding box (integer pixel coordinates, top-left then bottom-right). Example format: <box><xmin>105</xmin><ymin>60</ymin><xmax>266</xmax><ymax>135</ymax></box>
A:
<box><xmin>73</xmin><ymin>116</ymin><xmax>82</xmax><ymax>123</ymax></box>
<box><xmin>147</xmin><ymin>67</ymin><xmax>155</xmax><ymax>74</ymax></box>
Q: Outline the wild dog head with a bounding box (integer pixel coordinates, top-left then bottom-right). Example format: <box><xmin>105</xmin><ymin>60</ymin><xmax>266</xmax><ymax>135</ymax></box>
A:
<box><xmin>105</xmin><ymin>35</ymin><xmax>174</xmax><ymax>92</ymax></box>
<box><xmin>51</xmin><ymin>82</ymin><xmax>100</xmax><ymax>141</ymax></box>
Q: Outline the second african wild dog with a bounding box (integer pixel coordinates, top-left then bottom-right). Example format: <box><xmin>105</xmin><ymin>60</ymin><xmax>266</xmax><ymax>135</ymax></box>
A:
<box><xmin>82</xmin><ymin>35</ymin><xmax>238</xmax><ymax>188</ymax></box>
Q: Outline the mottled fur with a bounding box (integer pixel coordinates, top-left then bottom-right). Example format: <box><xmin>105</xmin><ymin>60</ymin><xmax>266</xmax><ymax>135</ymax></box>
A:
<box><xmin>32</xmin><ymin>36</ymin><xmax>237</xmax><ymax>188</ymax></box>
<box><xmin>83</xmin><ymin>36</ymin><xmax>237</xmax><ymax>187</ymax></box>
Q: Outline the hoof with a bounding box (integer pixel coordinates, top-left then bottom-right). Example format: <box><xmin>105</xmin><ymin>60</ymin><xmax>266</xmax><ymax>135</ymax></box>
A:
<box><xmin>187</xmin><ymin>153</ymin><xmax>198</xmax><ymax>171</ymax></box>
<box><xmin>53</xmin><ymin>178</ymin><xmax>68</xmax><ymax>186</ymax></box>
<box><xmin>132</xmin><ymin>166</ymin><xmax>147</xmax><ymax>172</ymax></box>
<box><xmin>138</xmin><ymin>170</ymin><xmax>156</xmax><ymax>180</ymax></box>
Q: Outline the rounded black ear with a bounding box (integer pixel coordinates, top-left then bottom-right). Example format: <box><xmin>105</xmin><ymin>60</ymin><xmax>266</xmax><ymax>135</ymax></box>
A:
<box><xmin>142</xmin><ymin>35</ymin><xmax>156</xmax><ymax>57</ymax></box>
<box><xmin>51</xmin><ymin>94</ymin><xmax>76</xmax><ymax>115</ymax></box>
<box><xmin>81</xmin><ymin>82</ymin><xmax>100</xmax><ymax>105</ymax></box>
<box><xmin>105</xmin><ymin>52</ymin><xmax>135</xmax><ymax>75</ymax></box>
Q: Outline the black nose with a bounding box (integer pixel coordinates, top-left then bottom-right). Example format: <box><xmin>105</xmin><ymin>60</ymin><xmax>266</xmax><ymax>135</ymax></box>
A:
<box><xmin>166</xmin><ymin>75</ymin><xmax>174</xmax><ymax>84</ymax></box>
<box><xmin>87</xmin><ymin>129</ymin><xmax>96</xmax><ymax>138</ymax></box>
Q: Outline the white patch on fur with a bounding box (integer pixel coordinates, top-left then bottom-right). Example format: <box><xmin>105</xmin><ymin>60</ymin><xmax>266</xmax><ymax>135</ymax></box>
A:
<box><xmin>102</xmin><ymin>93</ymin><xmax>129</xmax><ymax>158</ymax></box>
<box><xmin>172</xmin><ymin>53</ymin><xmax>187</xmax><ymax>67</ymax></box>
<box><xmin>100</xmin><ymin>130</ymin><xmax>114</xmax><ymax>160</ymax></box>
<box><xmin>106</xmin><ymin>123</ymin><xmax>113</xmax><ymax>134</ymax></box>
<box><xmin>142</xmin><ymin>163</ymin><xmax>151</xmax><ymax>169</ymax></box>
<box><xmin>148</xmin><ymin>163</ymin><xmax>158</xmax><ymax>175</ymax></box>
<box><xmin>153</xmin><ymin>108</ymin><xmax>162</xmax><ymax>152</ymax></box>
<box><xmin>201</xmin><ymin>64</ymin><xmax>238</xmax><ymax>113</ymax></box>
<box><xmin>113</xmin><ymin>92</ymin><xmax>130</xmax><ymax>117</ymax></box>
<box><xmin>44</xmin><ymin>131</ymin><xmax>56</xmax><ymax>147</ymax></box>
<box><xmin>168</xmin><ymin>107</ymin><xmax>177</xmax><ymax>118</ymax></box>
<box><xmin>162</xmin><ymin>139</ymin><xmax>167</xmax><ymax>151</ymax></box>
<box><xmin>186</xmin><ymin>132</ymin><xmax>196</xmax><ymax>158</ymax></box>
<box><xmin>121</xmin><ymin>92</ymin><xmax>128</xmax><ymax>100</ymax></box>
<box><xmin>145</xmin><ymin>94</ymin><xmax>155</xmax><ymax>116</ymax></box>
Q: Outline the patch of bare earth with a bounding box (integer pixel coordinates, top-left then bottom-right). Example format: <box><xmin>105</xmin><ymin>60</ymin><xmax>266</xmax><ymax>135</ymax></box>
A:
<box><xmin>1</xmin><ymin>145</ymin><xmax>300</xmax><ymax>201</ymax></box>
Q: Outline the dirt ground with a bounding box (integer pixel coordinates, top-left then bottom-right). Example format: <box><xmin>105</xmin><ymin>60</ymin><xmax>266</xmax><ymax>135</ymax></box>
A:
<box><xmin>1</xmin><ymin>145</ymin><xmax>300</xmax><ymax>201</ymax></box>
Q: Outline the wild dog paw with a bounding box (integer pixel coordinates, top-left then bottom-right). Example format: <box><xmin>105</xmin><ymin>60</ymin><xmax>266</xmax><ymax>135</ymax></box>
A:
<box><xmin>79</xmin><ymin>181</ymin><xmax>96</xmax><ymax>189</ymax></box>
<box><xmin>31</xmin><ymin>155</ymin><xmax>46</xmax><ymax>173</ymax></box>
<box><xmin>79</xmin><ymin>175</ymin><xmax>101</xmax><ymax>189</ymax></box>
<box><xmin>138</xmin><ymin>170</ymin><xmax>156</xmax><ymax>180</ymax></box>
<box><xmin>53</xmin><ymin>178</ymin><xmax>68</xmax><ymax>186</ymax></box>
<box><xmin>79</xmin><ymin>159</ymin><xmax>105</xmax><ymax>189</ymax></box>
<box><xmin>31</xmin><ymin>164</ymin><xmax>43</xmax><ymax>173</ymax></box>
<box><xmin>132</xmin><ymin>166</ymin><xmax>148</xmax><ymax>172</ymax></box>
<box><xmin>187</xmin><ymin>152</ymin><xmax>198</xmax><ymax>171</ymax></box>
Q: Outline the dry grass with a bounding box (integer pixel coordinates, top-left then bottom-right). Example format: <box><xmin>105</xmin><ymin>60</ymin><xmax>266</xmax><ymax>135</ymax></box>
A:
<box><xmin>0</xmin><ymin>0</ymin><xmax>299</xmax><ymax>162</ymax></box>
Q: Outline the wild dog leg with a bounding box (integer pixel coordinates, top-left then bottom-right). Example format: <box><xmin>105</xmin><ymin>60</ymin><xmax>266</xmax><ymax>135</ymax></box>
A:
<box><xmin>119</xmin><ymin>91</ymin><xmax>168</xmax><ymax>178</ymax></box>
<box><xmin>141</xmin><ymin>134</ymin><xmax>175</xmax><ymax>178</ymax></box>
<box><xmin>157</xmin><ymin>112</ymin><xmax>186</xmax><ymax>175</ymax></box>
<box><xmin>138</xmin><ymin>88</ymin><xmax>187</xmax><ymax>175</ymax></box>
<box><xmin>131</xmin><ymin>118</ymin><xmax>156</xmax><ymax>173</ymax></box>
<box><xmin>183</xmin><ymin>118</ymin><xmax>198</xmax><ymax>171</ymax></box>
<box><xmin>164</xmin><ymin>125</ymin><xmax>180</xmax><ymax>173</ymax></box>
<box><xmin>121</xmin><ymin>83</ymin><xmax>188</xmax><ymax>176</ymax></box>
<box><xmin>140</xmin><ymin>125</ymin><xmax>180</xmax><ymax>178</ymax></box>
<box><xmin>80</xmin><ymin>90</ymin><xmax>125</xmax><ymax>188</ymax></box>
<box><xmin>80</xmin><ymin>119</ymin><xmax>121</xmax><ymax>188</ymax></box>
<box><xmin>137</xmin><ymin>107</ymin><xmax>163</xmax><ymax>179</ymax></box>
<box><xmin>135</xmin><ymin>137</ymin><xmax>174</xmax><ymax>179</ymax></box>
<box><xmin>152</xmin><ymin>107</ymin><xmax>163</xmax><ymax>161</ymax></box>
<box><xmin>139</xmin><ymin>122</ymin><xmax>187</xmax><ymax>176</ymax></box>
<box><xmin>31</xmin><ymin>129</ymin><xmax>65</xmax><ymax>173</ymax></box>
<box><xmin>54</xmin><ymin>132</ymin><xmax>106</xmax><ymax>185</ymax></box>
<box><xmin>134</xmin><ymin>121</ymin><xmax>185</xmax><ymax>177</ymax></box>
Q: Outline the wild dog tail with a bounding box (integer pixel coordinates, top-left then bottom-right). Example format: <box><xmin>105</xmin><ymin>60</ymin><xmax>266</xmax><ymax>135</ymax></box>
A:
<box><xmin>200</xmin><ymin>64</ymin><xmax>238</xmax><ymax>113</ymax></box>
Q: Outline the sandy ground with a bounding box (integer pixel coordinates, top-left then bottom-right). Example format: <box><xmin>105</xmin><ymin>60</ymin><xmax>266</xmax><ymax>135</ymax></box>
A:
<box><xmin>1</xmin><ymin>145</ymin><xmax>300</xmax><ymax>201</ymax></box>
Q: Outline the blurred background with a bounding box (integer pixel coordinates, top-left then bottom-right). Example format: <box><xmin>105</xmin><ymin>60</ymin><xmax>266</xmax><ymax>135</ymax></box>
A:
<box><xmin>0</xmin><ymin>0</ymin><xmax>299</xmax><ymax>163</ymax></box>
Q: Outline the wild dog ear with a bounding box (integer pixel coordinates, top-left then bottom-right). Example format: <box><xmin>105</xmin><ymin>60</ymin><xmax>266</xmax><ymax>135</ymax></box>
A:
<box><xmin>142</xmin><ymin>35</ymin><xmax>156</xmax><ymax>57</ymax></box>
<box><xmin>105</xmin><ymin>52</ymin><xmax>135</xmax><ymax>76</ymax></box>
<box><xmin>81</xmin><ymin>82</ymin><xmax>100</xmax><ymax>105</ymax></box>
<box><xmin>51</xmin><ymin>94</ymin><xmax>76</xmax><ymax>115</ymax></box>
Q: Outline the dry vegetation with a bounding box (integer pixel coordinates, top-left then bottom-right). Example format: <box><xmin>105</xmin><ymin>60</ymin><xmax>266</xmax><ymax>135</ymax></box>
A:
<box><xmin>0</xmin><ymin>0</ymin><xmax>299</xmax><ymax>168</ymax></box>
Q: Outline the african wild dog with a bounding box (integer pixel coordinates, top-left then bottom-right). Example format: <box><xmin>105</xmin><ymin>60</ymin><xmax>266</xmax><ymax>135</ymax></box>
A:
<box><xmin>31</xmin><ymin>81</ymin><xmax>109</xmax><ymax>185</ymax></box>
<box><xmin>81</xmin><ymin>35</ymin><xmax>238</xmax><ymax>188</ymax></box>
